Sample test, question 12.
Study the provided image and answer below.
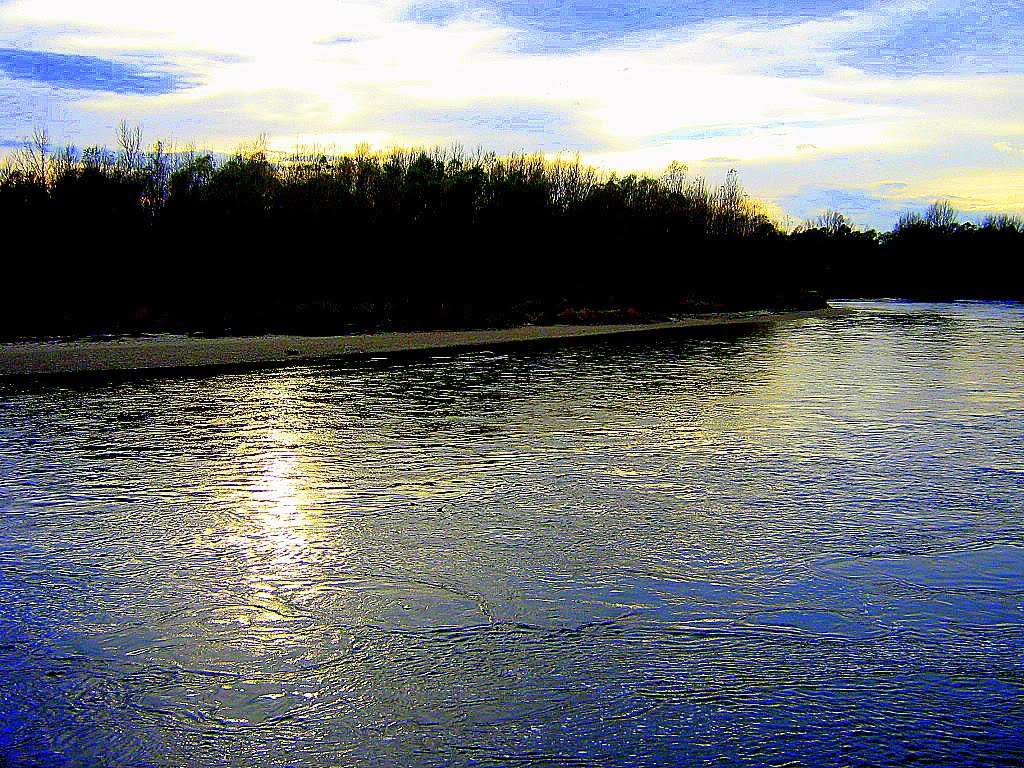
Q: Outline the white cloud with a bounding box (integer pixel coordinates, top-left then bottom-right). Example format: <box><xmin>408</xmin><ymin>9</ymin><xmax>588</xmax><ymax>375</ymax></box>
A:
<box><xmin>1</xmin><ymin>0</ymin><xmax>1021</xmax><ymax>224</ymax></box>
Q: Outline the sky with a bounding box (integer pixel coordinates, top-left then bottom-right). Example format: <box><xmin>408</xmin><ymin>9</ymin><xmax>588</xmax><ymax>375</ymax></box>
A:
<box><xmin>0</xmin><ymin>0</ymin><xmax>1021</xmax><ymax>230</ymax></box>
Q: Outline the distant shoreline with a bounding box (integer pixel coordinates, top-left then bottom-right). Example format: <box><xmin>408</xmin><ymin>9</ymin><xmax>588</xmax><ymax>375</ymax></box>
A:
<box><xmin>0</xmin><ymin>308</ymin><xmax>841</xmax><ymax>379</ymax></box>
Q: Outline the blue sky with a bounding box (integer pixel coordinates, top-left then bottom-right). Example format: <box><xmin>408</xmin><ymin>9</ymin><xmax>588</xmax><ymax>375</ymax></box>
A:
<box><xmin>401</xmin><ymin>0</ymin><xmax>876</xmax><ymax>51</ymax></box>
<box><xmin>0</xmin><ymin>0</ymin><xmax>1021</xmax><ymax>229</ymax></box>
<box><xmin>0</xmin><ymin>47</ymin><xmax>190</xmax><ymax>94</ymax></box>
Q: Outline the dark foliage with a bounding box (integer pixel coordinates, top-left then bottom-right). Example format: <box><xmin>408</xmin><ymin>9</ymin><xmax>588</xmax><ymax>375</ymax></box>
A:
<box><xmin>7</xmin><ymin>128</ymin><xmax>1018</xmax><ymax>339</ymax></box>
<box><xmin>789</xmin><ymin>205</ymin><xmax>1024</xmax><ymax>301</ymax></box>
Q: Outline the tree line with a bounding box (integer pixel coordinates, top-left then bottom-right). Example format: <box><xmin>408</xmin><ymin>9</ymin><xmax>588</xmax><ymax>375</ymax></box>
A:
<box><xmin>0</xmin><ymin>126</ymin><xmax>1019</xmax><ymax>338</ymax></box>
<box><xmin>790</xmin><ymin>203</ymin><xmax>1023</xmax><ymax>301</ymax></box>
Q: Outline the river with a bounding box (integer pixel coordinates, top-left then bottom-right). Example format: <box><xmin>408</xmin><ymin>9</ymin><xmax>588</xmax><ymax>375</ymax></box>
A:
<box><xmin>1</xmin><ymin>301</ymin><xmax>1022</xmax><ymax>766</ymax></box>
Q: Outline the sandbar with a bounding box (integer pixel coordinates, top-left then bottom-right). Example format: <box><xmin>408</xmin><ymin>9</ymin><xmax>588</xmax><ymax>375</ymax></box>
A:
<box><xmin>0</xmin><ymin>308</ymin><xmax>839</xmax><ymax>378</ymax></box>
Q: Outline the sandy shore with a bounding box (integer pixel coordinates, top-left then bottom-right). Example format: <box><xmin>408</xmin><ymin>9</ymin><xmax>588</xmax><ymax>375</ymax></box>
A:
<box><xmin>0</xmin><ymin>308</ymin><xmax>838</xmax><ymax>378</ymax></box>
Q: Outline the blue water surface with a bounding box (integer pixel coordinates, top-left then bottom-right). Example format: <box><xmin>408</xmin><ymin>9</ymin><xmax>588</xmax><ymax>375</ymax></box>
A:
<box><xmin>1</xmin><ymin>301</ymin><xmax>1022</xmax><ymax>766</ymax></box>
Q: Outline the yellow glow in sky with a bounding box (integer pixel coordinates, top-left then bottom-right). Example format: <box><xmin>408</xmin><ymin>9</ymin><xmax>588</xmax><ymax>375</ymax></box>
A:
<box><xmin>2</xmin><ymin>0</ymin><xmax>1022</xmax><ymax>227</ymax></box>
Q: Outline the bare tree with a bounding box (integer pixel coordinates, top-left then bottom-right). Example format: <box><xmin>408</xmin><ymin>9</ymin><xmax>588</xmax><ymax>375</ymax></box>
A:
<box><xmin>713</xmin><ymin>169</ymin><xmax>745</xmax><ymax>237</ymax></box>
<box><xmin>11</xmin><ymin>127</ymin><xmax>51</xmax><ymax>184</ymax></box>
<box><xmin>239</xmin><ymin>133</ymin><xmax>269</xmax><ymax>160</ymax></box>
<box><xmin>924</xmin><ymin>200</ymin><xmax>958</xmax><ymax>229</ymax></box>
<box><xmin>117</xmin><ymin>121</ymin><xmax>143</xmax><ymax>175</ymax></box>
<box><xmin>83</xmin><ymin>144</ymin><xmax>115</xmax><ymax>173</ymax></box>
<box><xmin>661</xmin><ymin>161</ymin><xmax>688</xmax><ymax>194</ymax></box>
<box><xmin>50</xmin><ymin>144</ymin><xmax>77</xmax><ymax>183</ymax></box>
<box><xmin>983</xmin><ymin>213</ymin><xmax>1023</xmax><ymax>232</ymax></box>
<box><xmin>816</xmin><ymin>208</ymin><xmax>852</xmax><ymax>236</ymax></box>
<box><xmin>895</xmin><ymin>211</ymin><xmax>924</xmax><ymax>231</ymax></box>
<box><xmin>144</xmin><ymin>139</ymin><xmax>172</xmax><ymax>216</ymax></box>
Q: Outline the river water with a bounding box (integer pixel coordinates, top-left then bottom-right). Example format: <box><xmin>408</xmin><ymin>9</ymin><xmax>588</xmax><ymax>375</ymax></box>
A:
<box><xmin>1</xmin><ymin>301</ymin><xmax>1022</xmax><ymax>767</ymax></box>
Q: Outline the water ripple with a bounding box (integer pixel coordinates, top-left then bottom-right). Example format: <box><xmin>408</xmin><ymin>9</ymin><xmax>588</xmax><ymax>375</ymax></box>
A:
<box><xmin>1</xmin><ymin>301</ymin><xmax>1023</xmax><ymax>766</ymax></box>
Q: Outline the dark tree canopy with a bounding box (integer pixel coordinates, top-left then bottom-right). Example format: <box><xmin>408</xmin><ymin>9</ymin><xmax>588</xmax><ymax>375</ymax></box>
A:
<box><xmin>0</xmin><ymin>129</ymin><xmax>1019</xmax><ymax>339</ymax></box>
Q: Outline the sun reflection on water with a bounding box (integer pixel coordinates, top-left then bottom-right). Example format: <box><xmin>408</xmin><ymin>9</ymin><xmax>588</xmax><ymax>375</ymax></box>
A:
<box><xmin>250</xmin><ymin>437</ymin><xmax>310</xmax><ymax>568</ymax></box>
<box><xmin>212</xmin><ymin>423</ymin><xmax>328</xmax><ymax>629</ymax></box>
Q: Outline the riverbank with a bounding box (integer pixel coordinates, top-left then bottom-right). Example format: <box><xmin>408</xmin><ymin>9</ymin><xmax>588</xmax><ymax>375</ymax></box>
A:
<box><xmin>0</xmin><ymin>308</ymin><xmax>840</xmax><ymax>378</ymax></box>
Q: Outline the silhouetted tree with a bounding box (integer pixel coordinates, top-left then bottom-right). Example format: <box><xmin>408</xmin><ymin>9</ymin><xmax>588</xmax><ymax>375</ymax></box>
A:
<box><xmin>19</xmin><ymin>127</ymin><xmax>1020</xmax><ymax>338</ymax></box>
